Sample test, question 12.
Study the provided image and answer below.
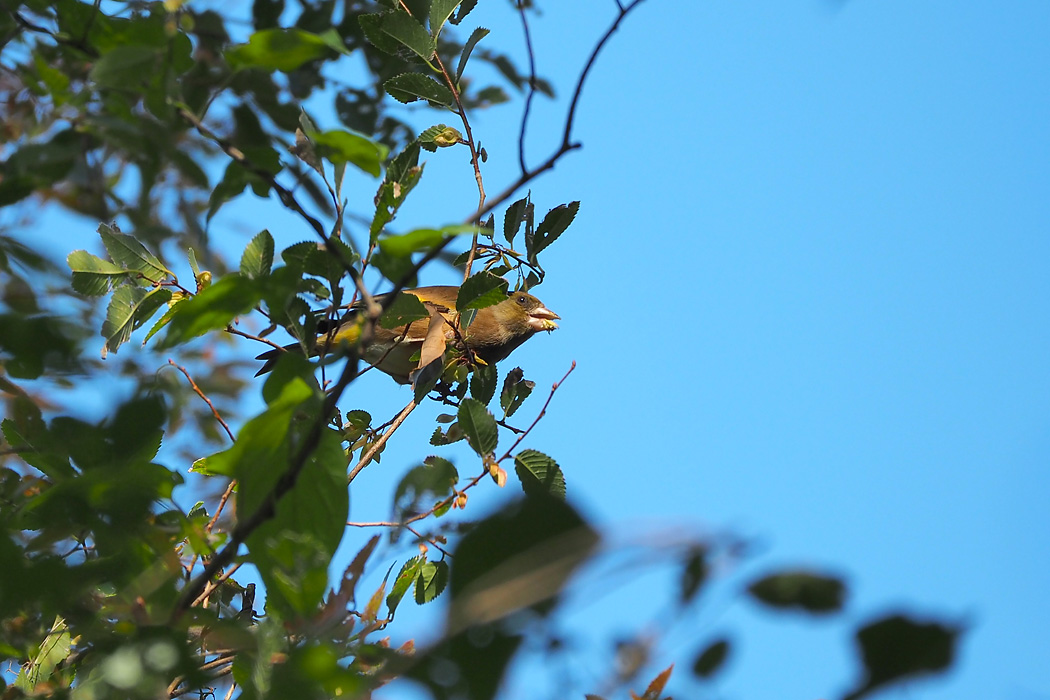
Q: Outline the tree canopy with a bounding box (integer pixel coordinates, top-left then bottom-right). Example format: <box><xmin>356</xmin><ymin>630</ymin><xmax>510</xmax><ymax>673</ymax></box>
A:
<box><xmin>0</xmin><ymin>2</ymin><xmax>961</xmax><ymax>699</ymax></box>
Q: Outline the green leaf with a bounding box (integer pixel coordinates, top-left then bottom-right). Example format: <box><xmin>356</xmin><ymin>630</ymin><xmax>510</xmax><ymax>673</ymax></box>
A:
<box><xmin>226</xmin><ymin>28</ymin><xmax>334</xmax><ymax>72</ymax></box>
<box><xmin>414</xmin><ymin>560</ymin><xmax>448</xmax><ymax>604</ymax></box>
<box><xmin>310</xmin><ymin>129</ymin><xmax>388</xmax><ymax>177</ymax></box>
<box><xmin>393</xmin><ymin>456</ymin><xmax>458</xmax><ymax>519</ymax></box>
<box><xmin>379</xmin><ymin>291</ymin><xmax>430</xmax><ymax>329</ymax></box>
<box><xmin>418</xmin><ymin>124</ymin><xmax>465</xmax><ymax>151</ymax></box>
<box><xmin>89</xmin><ymin>45</ymin><xmax>158</xmax><ymax>88</ymax></box>
<box><xmin>385</xmin><ymin>73</ymin><xmax>453</xmax><ymax>106</ymax></box>
<box><xmin>499</xmin><ymin>367</ymin><xmax>534</xmax><ymax>418</ymax></box>
<box><xmin>102</xmin><ymin>286</ymin><xmax>172</xmax><ymax>355</ymax></box>
<box><xmin>451</xmin><ymin>0</ymin><xmax>478</xmax><ymax>25</ymax></box>
<box><xmin>429</xmin><ymin>0</ymin><xmax>461</xmax><ymax>38</ymax></box>
<box><xmin>457</xmin><ymin>271</ymin><xmax>508</xmax><ymax>311</ymax></box>
<box><xmin>14</xmin><ymin>617</ymin><xmax>71</xmax><ymax>692</ymax></box>
<box><xmin>692</xmin><ymin>638</ymin><xmax>730</xmax><ymax>679</ymax></box>
<box><xmin>99</xmin><ymin>223</ymin><xmax>172</xmax><ymax>283</ymax></box>
<box><xmin>241</xmin><ymin>230</ymin><xmax>275</xmax><ymax>279</ymax></box>
<box><xmin>746</xmin><ymin>570</ymin><xmax>846</xmax><ymax>614</ymax></box>
<box><xmin>455</xmin><ymin>27</ymin><xmax>489</xmax><ymax>85</ymax></box>
<box><xmin>526</xmin><ymin>201</ymin><xmax>579</xmax><ymax>264</ymax></box>
<box><xmin>470</xmin><ymin>362</ymin><xmax>497</xmax><ymax>404</ymax></box>
<box><xmin>457</xmin><ymin>397</ymin><xmax>497</xmax><ymax>456</ymax></box>
<box><xmin>378</xmin><ymin>224</ymin><xmax>477</xmax><ymax>258</ymax></box>
<box><xmin>503</xmin><ymin>196</ymin><xmax>529</xmax><ymax>247</ymax></box>
<box><xmin>66</xmin><ymin>250</ymin><xmax>128</xmax><ymax>296</ymax></box>
<box><xmin>142</xmin><ymin>299</ymin><xmax>183</xmax><ymax>344</ymax></box>
<box><xmin>387</xmin><ymin>556</ymin><xmax>425</xmax><ymax>616</ymax></box>
<box><xmin>844</xmin><ymin>615</ymin><xmax>960</xmax><ymax>700</ymax></box>
<box><xmin>513</xmin><ymin>449</ymin><xmax>566</xmax><ymax>499</ymax></box>
<box><xmin>358</xmin><ymin>13</ymin><xmax>402</xmax><ymax>56</ymax></box>
<box><xmin>157</xmin><ymin>275</ymin><xmax>265</xmax><ymax>349</ymax></box>
<box><xmin>374</xmin><ymin>11</ymin><xmax>435</xmax><ymax>63</ymax></box>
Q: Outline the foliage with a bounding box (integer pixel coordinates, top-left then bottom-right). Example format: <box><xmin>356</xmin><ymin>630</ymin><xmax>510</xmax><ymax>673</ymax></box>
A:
<box><xmin>0</xmin><ymin>1</ymin><xmax>961</xmax><ymax>699</ymax></box>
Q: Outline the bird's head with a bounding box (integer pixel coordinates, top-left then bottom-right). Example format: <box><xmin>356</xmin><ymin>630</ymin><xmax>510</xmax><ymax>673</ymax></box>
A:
<box><xmin>497</xmin><ymin>290</ymin><xmax>560</xmax><ymax>334</ymax></box>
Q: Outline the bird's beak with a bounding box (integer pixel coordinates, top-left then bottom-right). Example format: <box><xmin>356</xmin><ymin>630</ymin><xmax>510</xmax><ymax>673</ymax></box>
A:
<box><xmin>528</xmin><ymin>305</ymin><xmax>560</xmax><ymax>332</ymax></box>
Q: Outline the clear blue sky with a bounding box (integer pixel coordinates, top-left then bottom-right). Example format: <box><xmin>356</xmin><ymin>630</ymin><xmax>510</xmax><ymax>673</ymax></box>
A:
<box><xmin>25</xmin><ymin>1</ymin><xmax>1050</xmax><ymax>698</ymax></box>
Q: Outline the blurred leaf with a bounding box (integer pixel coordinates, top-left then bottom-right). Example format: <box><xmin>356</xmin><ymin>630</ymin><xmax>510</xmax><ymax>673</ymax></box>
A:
<box><xmin>843</xmin><ymin>614</ymin><xmax>961</xmax><ymax>700</ymax></box>
<box><xmin>240</xmin><ymin>230</ymin><xmax>275</xmax><ymax>279</ymax></box>
<box><xmin>747</xmin><ymin>570</ymin><xmax>845</xmax><ymax>614</ymax></box>
<box><xmin>680</xmin><ymin>546</ymin><xmax>709</xmax><ymax>604</ymax></box>
<box><xmin>393</xmin><ymin>455</ymin><xmax>458</xmax><ymax>519</ymax></box>
<box><xmin>310</xmin><ymin>129</ymin><xmax>388</xmax><ymax>177</ymax></box>
<box><xmin>457</xmin><ymin>398</ymin><xmax>497</xmax><ymax>456</ymax></box>
<box><xmin>692</xmin><ymin>638</ymin><xmax>730</xmax><ymax>679</ymax></box>
<box><xmin>514</xmin><ymin>449</ymin><xmax>565</xmax><ymax>499</ymax></box>
<box><xmin>378</xmin><ymin>224</ymin><xmax>477</xmax><ymax>258</ymax></box>
<box><xmin>414</xmin><ymin>560</ymin><xmax>449</xmax><ymax>604</ymax></box>
<box><xmin>0</xmin><ymin>315</ymin><xmax>82</xmax><ymax>378</ymax></box>
<box><xmin>89</xmin><ymin>45</ymin><xmax>158</xmax><ymax>88</ymax></box>
<box><xmin>227</xmin><ymin>28</ymin><xmax>334</xmax><ymax>72</ymax></box>
<box><xmin>457</xmin><ymin>271</ymin><xmax>508</xmax><ymax>311</ymax></box>
<box><xmin>157</xmin><ymin>275</ymin><xmax>264</xmax><ymax>349</ymax></box>
<box><xmin>385</xmin><ymin>73</ymin><xmax>453</xmax><ymax>106</ymax></box>
<box><xmin>14</xmin><ymin>616</ymin><xmax>71</xmax><ymax>692</ymax></box>
<box><xmin>379</xmin><ymin>291</ymin><xmax>430</xmax><ymax>329</ymax></box>
<box><xmin>455</xmin><ymin>27</ymin><xmax>489</xmax><ymax>84</ymax></box>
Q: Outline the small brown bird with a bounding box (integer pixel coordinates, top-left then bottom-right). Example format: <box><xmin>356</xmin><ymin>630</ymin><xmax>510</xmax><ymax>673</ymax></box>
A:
<box><xmin>256</xmin><ymin>285</ymin><xmax>559</xmax><ymax>383</ymax></box>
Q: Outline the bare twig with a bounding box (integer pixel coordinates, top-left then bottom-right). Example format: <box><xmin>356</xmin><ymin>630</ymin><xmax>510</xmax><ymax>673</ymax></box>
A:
<box><xmin>516</xmin><ymin>0</ymin><xmax>539</xmax><ymax>175</ymax></box>
<box><xmin>168</xmin><ymin>360</ymin><xmax>234</xmax><ymax>443</ymax></box>
<box><xmin>347</xmin><ymin>399</ymin><xmax>417</xmax><ymax>483</ymax></box>
<box><xmin>497</xmin><ymin>361</ymin><xmax>576</xmax><ymax>464</ymax></box>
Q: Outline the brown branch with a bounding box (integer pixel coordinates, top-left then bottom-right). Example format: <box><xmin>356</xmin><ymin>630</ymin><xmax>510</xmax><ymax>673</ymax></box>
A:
<box><xmin>516</xmin><ymin>0</ymin><xmax>539</xmax><ymax>175</ymax></box>
<box><xmin>470</xmin><ymin>0</ymin><xmax>651</xmax><ymax>224</ymax></box>
<box><xmin>168</xmin><ymin>360</ymin><xmax>234</xmax><ymax>443</ymax></box>
<box><xmin>347</xmin><ymin>399</ymin><xmax>417</xmax><ymax>483</ymax></box>
<box><xmin>224</xmin><ymin>326</ymin><xmax>285</xmax><ymax>352</ymax></box>
<box><xmin>497</xmin><ymin>361</ymin><xmax>576</xmax><ymax>464</ymax></box>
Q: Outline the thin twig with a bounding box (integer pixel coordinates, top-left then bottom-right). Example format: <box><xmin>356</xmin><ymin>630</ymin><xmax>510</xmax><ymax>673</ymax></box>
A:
<box><xmin>225</xmin><ymin>326</ymin><xmax>285</xmax><ymax>352</ymax></box>
<box><xmin>347</xmin><ymin>400</ymin><xmax>417</xmax><ymax>483</ymax></box>
<box><xmin>190</xmin><ymin>562</ymin><xmax>243</xmax><ymax>608</ymax></box>
<box><xmin>168</xmin><ymin>360</ymin><xmax>234</xmax><ymax>443</ymax></box>
<box><xmin>497</xmin><ymin>361</ymin><xmax>576</xmax><ymax>464</ymax></box>
<box><xmin>516</xmin><ymin>0</ymin><xmax>539</xmax><ymax>175</ymax></box>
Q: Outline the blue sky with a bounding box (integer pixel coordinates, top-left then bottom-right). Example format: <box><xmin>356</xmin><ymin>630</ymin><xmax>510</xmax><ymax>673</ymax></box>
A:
<box><xmin>17</xmin><ymin>1</ymin><xmax>1049</xmax><ymax>698</ymax></box>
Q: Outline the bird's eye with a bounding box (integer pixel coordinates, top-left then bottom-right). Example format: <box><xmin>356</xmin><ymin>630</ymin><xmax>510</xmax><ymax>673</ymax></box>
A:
<box><xmin>517</xmin><ymin>295</ymin><xmax>527</xmax><ymax>305</ymax></box>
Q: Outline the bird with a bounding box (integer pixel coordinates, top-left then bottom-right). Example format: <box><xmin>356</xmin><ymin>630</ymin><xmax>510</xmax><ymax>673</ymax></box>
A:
<box><xmin>255</xmin><ymin>285</ymin><xmax>559</xmax><ymax>384</ymax></box>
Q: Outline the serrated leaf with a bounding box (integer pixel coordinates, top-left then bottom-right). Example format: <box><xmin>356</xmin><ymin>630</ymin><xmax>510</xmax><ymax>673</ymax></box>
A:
<box><xmin>187</xmin><ymin>248</ymin><xmax>201</xmax><ymax>278</ymax></box>
<box><xmin>387</xmin><ymin>556</ymin><xmax>425</xmax><ymax>616</ymax></box>
<box><xmin>67</xmin><ymin>250</ymin><xmax>128</xmax><ymax>296</ymax></box>
<box><xmin>418</xmin><ymin>124</ymin><xmax>464</xmax><ymax>151</ymax></box>
<box><xmin>526</xmin><ymin>201</ymin><xmax>579</xmax><ymax>264</ymax></box>
<box><xmin>455</xmin><ymin>27</ymin><xmax>489</xmax><ymax>84</ymax></box>
<box><xmin>500</xmin><ymin>367</ymin><xmax>534</xmax><ymax>418</ymax></box>
<box><xmin>430</xmin><ymin>0</ymin><xmax>461</xmax><ymax>38</ymax></box>
<box><xmin>457</xmin><ymin>271</ymin><xmax>508</xmax><ymax>311</ymax></box>
<box><xmin>385</xmin><ymin>72</ymin><xmax>453</xmax><ymax>106</ymax></box>
<box><xmin>470</xmin><ymin>362</ymin><xmax>497</xmax><ymax>404</ymax></box>
<box><xmin>414</xmin><ymin>560</ymin><xmax>448</xmax><ymax>604</ymax></box>
<box><xmin>240</xmin><ymin>230</ymin><xmax>275</xmax><ymax>279</ymax></box>
<box><xmin>99</xmin><ymin>224</ymin><xmax>172</xmax><ymax>283</ymax></box>
<box><xmin>514</xmin><ymin>449</ymin><xmax>565</xmax><ymax>498</ymax></box>
<box><xmin>457</xmin><ymin>397</ymin><xmax>497</xmax><ymax>456</ymax></box>
<box><xmin>503</xmin><ymin>196</ymin><xmax>529</xmax><ymax>247</ymax></box>
<box><xmin>375</xmin><ymin>11</ymin><xmax>435</xmax><ymax>63</ymax></box>
<box><xmin>451</xmin><ymin>0</ymin><xmax>478</xmax><ymax>25</ymax></box>
<box><xmin>142</xmin><ymin>298</ymin><xmax>184</xmax><ymax>344</ymax></box>
<box><xmin>102</xmin><ymin>286</ymin><xmax>172</xmax><ymax>355</ymax></box>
